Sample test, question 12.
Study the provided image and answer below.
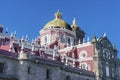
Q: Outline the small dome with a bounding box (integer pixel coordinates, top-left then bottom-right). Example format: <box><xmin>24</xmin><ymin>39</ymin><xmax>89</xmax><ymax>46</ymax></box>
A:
<box><xmin>43</xmin><ymin>11</ymin><xmax>72</xmax><ymax>30</ymax></box>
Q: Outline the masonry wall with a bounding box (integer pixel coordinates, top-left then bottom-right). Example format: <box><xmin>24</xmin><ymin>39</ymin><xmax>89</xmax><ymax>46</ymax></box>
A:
<box><xmin>0</xmin><ymin>53</ymin><xmax>95</xmax><ymax>80</ymax></box>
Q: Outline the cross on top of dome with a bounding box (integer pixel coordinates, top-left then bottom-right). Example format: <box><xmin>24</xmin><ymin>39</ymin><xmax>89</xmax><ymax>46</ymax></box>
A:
<box><xmin>55</xmin><ymin>10</ymin><xmax>62</xmax><ymax>19</ymax></box>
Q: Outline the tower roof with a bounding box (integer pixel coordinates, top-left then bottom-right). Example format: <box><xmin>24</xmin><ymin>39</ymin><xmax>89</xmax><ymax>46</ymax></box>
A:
<box><xmin>43</xmin><ymin>11</ymin><xmax>72</xmax><ymax>30</ymax></box>
<box><xmin>71</xmin><ymin>18</ymin><xmax>78</xmax><ymax>31</ymax></box>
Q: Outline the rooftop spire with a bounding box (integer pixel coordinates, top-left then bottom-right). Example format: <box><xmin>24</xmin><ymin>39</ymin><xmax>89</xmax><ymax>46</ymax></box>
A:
<box><xmin>71</xmin><ymin>17</ymin><xmax>78</xmax><ymax>31</ymax></box>
<box><xmin>103</xmin><ymin>32</ymin><xmax>107</xmax><ymax>37</ymax></box>
<box><xmin>13</xmin><ymin>30</ymin><xmax>16</xmax><ymax>37</ymax></box>
<box><xmin>92</xmin><ymin>35</ymin><xmax>97</xmax><ymax>43</ymax></box>
<box><xmin>72</xmin><ymin>17</ymin><xmax>77</xmax><ymax>25</ymax></box>
<box><xmin>55</xmin><ymin>10</ymin><xmax>62</xmax><ymax>19</ymax></box>
<box><xmin>5</xmin><ymin>28</ymin><xmax>8</xmax><ymax>34</ymax></box>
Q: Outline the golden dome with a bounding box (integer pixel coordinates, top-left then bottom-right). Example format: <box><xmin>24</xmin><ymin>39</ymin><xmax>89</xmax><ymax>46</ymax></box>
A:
<box><xmin>43</xmin><ymin>11</ymin><xmax>72</xmax><ymax>30</ymax></box>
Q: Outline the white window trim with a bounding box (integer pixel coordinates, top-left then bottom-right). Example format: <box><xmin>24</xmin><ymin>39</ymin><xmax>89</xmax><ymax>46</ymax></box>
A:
<box><xmin>79</xmin><ymin>50</ymin><xmax>87</xmax><ymax>59</ymax></box>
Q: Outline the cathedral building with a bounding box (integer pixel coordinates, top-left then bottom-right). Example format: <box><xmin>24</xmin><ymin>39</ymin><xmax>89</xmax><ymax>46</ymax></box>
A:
<box><xmin>0</xmin><ymin>11</ymin><xmax>119</xmax><ymax>80</ymax></box>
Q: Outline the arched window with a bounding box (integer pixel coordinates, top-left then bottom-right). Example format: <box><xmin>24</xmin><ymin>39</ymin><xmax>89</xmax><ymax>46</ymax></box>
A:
<box><xmin>68</xmin><ymin>38</ymin><xmax>70</xmax><ymax>45</ymax></box>
<box><xmin>59</xmin><ymin>34</ymin><xmax>63</xmax><ymax>42</ymax></box>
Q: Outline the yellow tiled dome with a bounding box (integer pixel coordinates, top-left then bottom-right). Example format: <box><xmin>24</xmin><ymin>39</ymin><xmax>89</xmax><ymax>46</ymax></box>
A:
<box><xmin>43</xmin><ymin>11</ymin><xmax>72</xmax><ymax>30</ymax></box>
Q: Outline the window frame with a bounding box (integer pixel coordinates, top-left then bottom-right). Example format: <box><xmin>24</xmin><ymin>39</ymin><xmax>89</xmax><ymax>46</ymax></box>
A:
<box><xmin>0</xmin><ymin>62</ymin><xmax>4</xmax><ymax>73</ymax></box>
<box><xmin>79</xmin><ymin>50</ymin><xmax>87</xmax><ymax>59</ymax></box>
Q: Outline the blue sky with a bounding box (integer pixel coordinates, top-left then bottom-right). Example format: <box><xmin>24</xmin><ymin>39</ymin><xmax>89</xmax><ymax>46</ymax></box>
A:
<box><xmin>0</xmin><ymin>0</ymin><xmax>120</xmax><ymax>57</ymax></box>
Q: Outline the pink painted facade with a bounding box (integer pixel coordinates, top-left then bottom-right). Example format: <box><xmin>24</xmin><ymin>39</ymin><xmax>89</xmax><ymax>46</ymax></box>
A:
<box><xmin>0</xmin><ymin>11</ymin><xmax>118</xmax><ymax>80</ymax></box>
<box><xmin>0</xmin><ymin>11</ymin><xmax>95</xmax><ymax>72</ymax></box>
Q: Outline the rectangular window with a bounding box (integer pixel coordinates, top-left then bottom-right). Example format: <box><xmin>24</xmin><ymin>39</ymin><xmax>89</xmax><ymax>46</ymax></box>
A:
<box><xmin>81</xmin><ymin>64</ymin><xmax>86</xmax><ymax>69</ymax></box>
<box><xmin>28</xmin><ymin>66</ymin><xmax>31</xmax><ymax>74</ymax></box>
<box><xmin>68</xmin><ymin>38</ymin><xmax>70</xmax><ymax>45</ymax></box>
<box><xmin>106</xmin><ymin>66</ymin><xmax>109</xmax><ymax>77</ymax></box>
<box><xmin>0</xmin><ymin>63</ymin><xmax>4</xmax><ymax>73</ymax></box>
<box><xmin>66</xmin><ymin>75</ymin><xmax>71</xmax><ymax>80</ymax></box>
<box><xmin>46</xmin><ymin>69</ymin><xmax>51</xmax><ymax>80</ymax></box>
<box><xmin>112</xmin><ymin>68</ymin><xmax>114</xmax><ymax>78</ymax></box>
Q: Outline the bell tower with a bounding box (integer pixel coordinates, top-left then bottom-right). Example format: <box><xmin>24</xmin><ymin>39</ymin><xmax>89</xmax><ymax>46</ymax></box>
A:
<box><xmin>71</xmin><ymin>18</ymin><xmax>85</xmax><ymax>44</ymax></box>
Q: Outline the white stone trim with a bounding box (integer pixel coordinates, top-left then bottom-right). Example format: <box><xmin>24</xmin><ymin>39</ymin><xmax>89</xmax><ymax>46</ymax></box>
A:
<box><xmin>79</xmin><ymin>57</ymin><xmax>93</xmax><ymax>61</ymax></box>
<box><xmin>59</xmin><ymin>43</ymin><xmax>92</xmax><ymax>52</ymax></box>
<box><xmin>58</xmin><ymin>46</ymin><xmax>74</xmax><ymax>52</ymax></box>
<box><xmin>42</xmin><ymin>48</ymin><xmax>59</xmax><ymax>57</ymax></box>
<box><xmin>76</xmin><ymin>42</ymin><xmax>92</xmax><ymax>48</ymax></box>
<box><xmin>40</xmin><ymin>28</ymin><xmax>76</xmax><ymax>37</ymax></box>
<box><xmin>63</xmin><ymin>56</ymin><xmax>93</xmax><ymax>62</ymax></box>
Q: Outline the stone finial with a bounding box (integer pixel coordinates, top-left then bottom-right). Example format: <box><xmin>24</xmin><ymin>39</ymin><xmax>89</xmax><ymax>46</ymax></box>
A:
<box><xmin>18</xmin><ymin>42</ymin><xmax>27</xmax><ymax>59</ymax></box>
<box><xmin>92</xmin><ymin>35</ymin><xmax>97</xmax><ymax>43</ymax></box>
<box><xmin>72</xmin><ymin>60</ymin><xmax>75</xmax><ymax>67</ymax></box>
<box><xmin>9</xmin><ymin>42</ymin><xmax>13</xmax><ymax>52</ymax></box>
<box><xmin>103</xmin><ymin>32</ymin><xmax>107</xmax><ymax>37</ymax></box>
<box><xmin>52</xmin><ymin>51</ymin><xmax>56</xmax><ymax>60</ymax></box>
<box><xmin>21</xmin><ymin>36</ymin><xmax>24</xmax><ymax>42</ymax></box>
<box><xmin>10</xmin><ymin>32</ymin><xmax>13</xmax><ymax>38</ymax></box>
<box><xmin>87</xmin><ymin>36</ymin><xmax>90</xmax><ymax>42</ymax></box>
<box><xmin>71</xmin><ymin>17</ymin><xmax>78</xmax><ymax>31</ymax></box>
<box><xmin>31</xmin><ymin>39</ymin><xmax>34</xmax><ymax>44</ymax></box>
<box><xmin>31</xmin><ymin>44</ymin><xmax>35</xmax><ymax>54</ymax></box>
<box><xmin>61</xmin><ymin>55</ymin><xmax>64</xmax><ymax>62</ymax></box>
<box><xmin>65</xmin><ymin>57</ymin><xmax>68</xmax><ymax>65</ymax></box>
<box><xmin>79</xmin><ymin>63</ymin><xmax>82</xmax><ymax>69</ymax></box>
<box><xmin>72</xmin><ymin>18</ymin><xmax>77</xmax><ymax>25</ymax></box>
<box><xmin>34</xmin><ymin>38</ymin><xmax>37</xmax><ymax>42</ymax></box>
<box><xmin>83</xmin><ymin>38</ymin><xmax>85</xmax><ymax>43</ymax></box>
<box><xmin>5</xmin><ymin>28</ymin><xmax>8</xmax><ymax>34</ymax></box>
<box><xmin>9</xmin><ymin>44</ymin><xmax>12</xmax><ymax>50</ymax></box>
<box><xmin>86</xmin><ymin>65</ymin><xmax>89</xmax><ymax>70</ymax></box>
<box><xmin>13</xmin><ymin>30</ymin><xmax>16</xmax><ymax>37</ymax></box>
<box><xmin>9</xmin><ymin>40</ymin><xmax>15</xmax><ymax>52</ymax></box>
<box><xmin>25</xmin><ymin>34</ymin><xmax>28</xmax><ymax>41</ymax></box>
<box><xmin>21</xmin><ymin>42</ymin><xmax>24</xmax><ymax>50</ymax></box>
